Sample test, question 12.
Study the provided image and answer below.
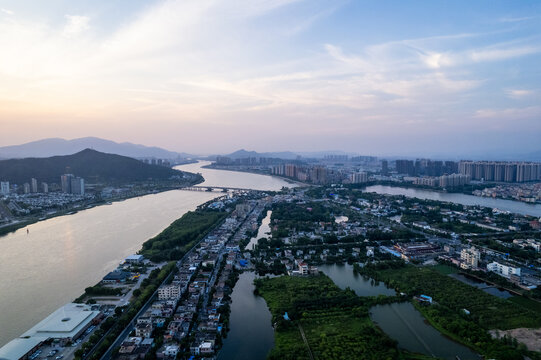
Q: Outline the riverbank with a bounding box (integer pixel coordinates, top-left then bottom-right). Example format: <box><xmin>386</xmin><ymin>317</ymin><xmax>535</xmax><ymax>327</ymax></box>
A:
<box><xmin>355</xmin><ymin>261</ymin><xmax>541</xmax><ymax>359</ymax></box>
<box><xmin>0</xmin><ymin>176</ymin><xmax>205</xmax><ymax>238</ymax></box>
<box><xmin>202</xmin><ymin>163</ymin><xmax>310</xmax><ymax>187</ymax></box>
<box><xmin>364</xmin><ymin>184</ymin><xmax>541</xmax><ymax>217</ymax></box>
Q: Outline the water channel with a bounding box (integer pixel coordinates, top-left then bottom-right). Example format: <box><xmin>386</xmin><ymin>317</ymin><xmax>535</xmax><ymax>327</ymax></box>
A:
<box><xmin>370</xmin><ymin>302</ymin><xmax>479</xmax><ymax>360</ymax></box>
<box><xmin>319</xmin><ymin>263</ymin><xmax>479</xmax><ymax>359</ymax></box>
<box><xmin>0</xmin><ymin>161</ymin><xmax>293</xmax><ymax>347</ymax></box>
<box><xmin>218</xmin><ymin>272</ymin><xmax>274</xmax><ymax>360</ymax></box>
<box><xmin>449</xmin><ymin>273</ymin><xmax>513</xmax><ymax>299</ymax></box>
<box><xmin>246</xmin><ymin>210</ymin><xmax>272</xmax><ymax>250</ymax></box>
<box><xmin>364</xmin><ymin>185</ymin><xmax>541</xmax><ymax>217</ymax></box>
<box><xmin>319</xmin><ymin>263</ymin><xmax>395</xmax><ymax>297</ymax></box>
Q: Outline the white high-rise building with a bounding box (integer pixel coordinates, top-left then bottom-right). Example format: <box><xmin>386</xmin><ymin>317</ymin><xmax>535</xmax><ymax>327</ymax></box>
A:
<box><xmin>71</xmin><ymin>177</ymin><xmax>85</xmax><ymax>195</ymax></box>
<box><xmin>0</xmin><ymin>181</ymin><xmax>9</xmax><ymax>195</ymax></box>
<box><xmin>31</xmin><ymin>178</ymin><xmax>38</xmax><ymax>193</ymax></box>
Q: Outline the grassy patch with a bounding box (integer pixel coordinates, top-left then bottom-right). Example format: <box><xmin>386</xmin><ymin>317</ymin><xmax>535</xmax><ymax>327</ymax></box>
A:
<box><xmin>430</xmin><ymin>264</ymin><xmax>458</xmax><ymax>275</ymax></box>
<box><xmin>256</xmin><ymin>275</ymin><xmax>400</xmax><ymax>360</ymax></box>
<box><xmin>509</xmin><ymin>296</ymin><xmax>541</xmax><ymax>313</ymax></box>
<box><xmin>357</xmin><ymin>262</ymin><xmax>541</xmax><ymax>330</ymax></box>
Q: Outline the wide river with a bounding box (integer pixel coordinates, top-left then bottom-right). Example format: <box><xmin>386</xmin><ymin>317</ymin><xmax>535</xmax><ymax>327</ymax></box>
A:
<box><xmin>365</xmin><ymin>185</ymin><xmax>541</xmax><ymax>217</ymax></box>
<box><xmin>0</xmin><ymin>161</ymin><xmax>294</xmax><ymax>347</ymax></box>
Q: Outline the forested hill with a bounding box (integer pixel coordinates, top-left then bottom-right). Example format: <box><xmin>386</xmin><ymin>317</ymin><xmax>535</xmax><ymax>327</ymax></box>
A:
<box><xmin>0</xmin><ymin>149</ymin><xmax>186</xmax><ymax>184</ymax></box>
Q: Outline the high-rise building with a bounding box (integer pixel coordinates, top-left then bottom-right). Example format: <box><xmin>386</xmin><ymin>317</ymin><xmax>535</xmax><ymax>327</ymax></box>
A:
<box><xmin>71</xmin><ymin>177</ymin><xmax>85</xmax><ymax>195</ymax></box>
<box><xmin>311</xmin><ymin>167</ymin><xmax>328</xmax><ymax>184</ymax></box>
<box><xmin>31</xmin><ymin>178</ymin><xmax>38</xmax><ymax>193</ymax></box>
<box><xmin>350</xmin><ymin>172</ymin><xmax>368</xmax><ymax>184</ymax></box>
<box><xmin>42</xmin><ymin>182</ymin><xmax>49</xmax><ymax>193</ymax></box>
<box><xmin>61</xmin><ymin>174</ymin><xmax>84</xmax><ymax>194</ymax></box>
<box><xmin>0</xmin><ymin>181</ymin><xmax>9</xmax><ymax>195</ymax></box>
<box><xmin>459</xmin><ymin>161</ymin><xmax>541</xmax><ymax>183</ymax></box>
<box><xmin>381</xmin><ymin>160</ymin><xmax>388</xmax><ymax>175</ymax></box>
<box><xmin>61</xmin><ymin>174</ymin><xmax>74</xmax><ymax>193</ymax></box>
<box><xmin>285</xmin><ymin>164</ymin><xmax>298</xmax><ymax>178</ymax></box>
<box><xmin>23</xmin><ymin>183</ymin><xmax>30</xmax><ymax>194</ymax></box>
<box><xmin>395</xmin><ymin>160</ymin><xmax>415</xmax><ymax>175</ymax></box>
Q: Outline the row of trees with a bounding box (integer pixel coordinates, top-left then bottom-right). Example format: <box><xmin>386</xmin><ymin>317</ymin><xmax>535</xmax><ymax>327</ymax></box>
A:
<box><xmin>141</xmin><ymin>209</ymin><xmax>227</xmax><ymax>262</ymax></box>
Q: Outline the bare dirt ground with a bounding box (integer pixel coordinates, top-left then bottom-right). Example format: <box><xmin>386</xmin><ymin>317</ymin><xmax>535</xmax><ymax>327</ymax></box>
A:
<box><xmin>490</xmin><ymin>328</ymin><xmax>541</xmax><ymax>352</ymax></box>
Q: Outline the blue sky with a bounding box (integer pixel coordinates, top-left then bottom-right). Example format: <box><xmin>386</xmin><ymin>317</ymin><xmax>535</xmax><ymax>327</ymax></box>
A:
<box><xmin>0</xmin><ymin>0</ymin><xmax>540</xmax><ymax>157</ymax></box>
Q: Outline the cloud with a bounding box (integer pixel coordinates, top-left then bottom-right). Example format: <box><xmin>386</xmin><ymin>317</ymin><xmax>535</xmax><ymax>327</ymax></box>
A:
<box><xmin>474</xmin><ymin>106</ymin><xmax>541</xmax><ymax>120</ymax></box>
<box><xmin>0</xmin><ymin>0</ymin><xmax>540</xmax><ymax>153</ymax></box>
<box><xmin>63</xmin><ymin>15</ymin><xmax>90</xmax><ymax>38</ymax></box>
<box><xmin>506</xmin><ymin>89</ymin><xmax>534</xmax><ymax>99</ymax></box>
<box><xmin>1</xmin><ymin>8</ymin><xmax>13</xmax><ymax>15</ymax></box>
<box><xmin>499</xmin><ymin>16</ymin><xmax>539</xmax><ymax>23</ymax></box>
<box><xmin>470</xmin><ymin>46</ymin><xmax>540</xmax><ymax>62</ymax></box>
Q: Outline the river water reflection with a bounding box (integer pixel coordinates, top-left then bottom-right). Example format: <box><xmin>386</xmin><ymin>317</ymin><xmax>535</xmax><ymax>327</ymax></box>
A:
<box><xmin>449</xmin><ymin>273</ymin><xmax>513</xmax><ymax>299</ymax></box>
<box><xmin>218</xmin><ymin>272</ymin><xmax>274</xmax><ymax>360</ymax></box>
<box><xmin>319</xmin><ymin>263</ymin><xmax>479</xmax><ymax>359</ymax></box>
<box><xmin>319</xmin><ymin>263</ymin><xmax>396</xmax><ymax>297</ymax></box>
<box><xmin>246</xmin><ymin>210</ymin><xmax>272</xmax><ymax>250</ymax></box>
<box><xmin>0</xmin><ymin>161</ymin><xmax>294</xmax><ymax>347</ymax></box>
<box><xmin>364</xmin><ymin>185</ymin><xmax>541</xmax><ymax>217</ymax></box>
<box><xmin>371</xmin><ymin>302</ymin><xmax>479</xmax><ymax>360</ymax></box>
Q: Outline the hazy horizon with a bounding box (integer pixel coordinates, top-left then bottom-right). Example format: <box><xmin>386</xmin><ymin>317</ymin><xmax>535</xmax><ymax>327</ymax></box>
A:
<box><xmin>1</xmin><ymin>0</ymin><xmax>540</xmax><ymax>156</ymax></box>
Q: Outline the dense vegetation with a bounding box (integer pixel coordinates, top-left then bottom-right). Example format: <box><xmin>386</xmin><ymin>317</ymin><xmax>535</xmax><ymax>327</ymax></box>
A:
<box><xmin>0</xmin><ymin>149</ymin><xmax>191</xmax><ymax>183</ymax></box>
<box><xmin>84</xmin><ymin>285</ymin><xmax>122</xmax><ymax>296</ymax></box>
<box><xmin>271</xmin><ymin>201</ymin><xmax>332</xmax><ymax>237</ymax></box>
<box><xmin>356</xmin><ymin>261</ymin><xmax>541</xmax><ymax>330</ymax></box>
<box><xmin>255</xmin><ymin>275</ymin><xmax>400</xmax><ymax>360</ymax></box>
<box><xmin>141</xmin><ymin>209</ymin><xmax>227</xmax><ymax>262</ymax></box>
<box><xmin>355</xmin><ymin>261</ymin><xmax>541</xmax><ymax>359</ymax></box>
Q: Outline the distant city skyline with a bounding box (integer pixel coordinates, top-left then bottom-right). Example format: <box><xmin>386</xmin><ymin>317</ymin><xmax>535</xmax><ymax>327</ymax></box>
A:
<box><xmin>0</xmin><ymin>0</ymin><xmax>540</xmax><ymax>156</ymax></box>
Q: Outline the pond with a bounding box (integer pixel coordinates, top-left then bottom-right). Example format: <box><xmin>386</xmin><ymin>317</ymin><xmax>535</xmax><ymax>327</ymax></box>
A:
<box><xmin>370</xmin><ymin>302</ymin><xmax>480</xmax><ymax>360</ymax></box>
<box><xmin>319</xmin><ymin>263</ymin><xmax>396</xmax><ymax>297</ymax></box>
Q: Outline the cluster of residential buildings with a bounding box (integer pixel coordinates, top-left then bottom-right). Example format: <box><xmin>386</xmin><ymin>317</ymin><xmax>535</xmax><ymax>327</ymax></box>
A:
<box><xmin>459</xmin><ymin>161</ymin><xmax>541</xmax><ymax>183</ymax></box>
<box><xmin>271</xmin><ymin>164</ymin><xmax>330</xmax><ymax>184</ymax></box>
<box><xmin>395</xmin><ymin>159</ymin><xmax>459</xmax><ymax>177</ymax></box>
<box><xmin>474</xmin><ymin>183</ymin><xmax>541</xmax><ymax>204</ymax></box>
<box><xmin>0</xmin><ymin>179</ymin><xmax>50</xmax><ymax>195</ymax></box>
<box><xmin>115</xmin><ymin>197</ymin><xmax>268</xmax><ymax>359</ymax></box>
<box><xmin>411</xmin><ymin>173</ymin><xmax>471</xmax><ymax>188</ymax></box>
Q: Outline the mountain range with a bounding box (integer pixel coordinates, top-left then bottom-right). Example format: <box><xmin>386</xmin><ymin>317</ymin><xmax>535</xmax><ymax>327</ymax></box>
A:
<box><xmin>0</xmin><ymin>149</ymin><xmax>187</xmax><ymax>184</ymax></box>
<box><xmin>0</xmin><ymin>137</ymin><xmax>193</xmax><ymax>160</ymax></box>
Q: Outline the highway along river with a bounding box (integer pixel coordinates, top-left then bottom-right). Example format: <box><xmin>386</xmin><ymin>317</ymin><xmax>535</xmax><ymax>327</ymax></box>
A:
<box><xmin>0</xmin><ymin>161</ymin><xmax>293</xmax><ymax>347</ymax></box>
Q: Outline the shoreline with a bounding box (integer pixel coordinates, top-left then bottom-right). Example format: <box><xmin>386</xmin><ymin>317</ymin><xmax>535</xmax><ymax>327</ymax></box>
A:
<box><xmin>201</xmin><ymin>163</ymin><xmax>311</xmax><ymax>187</ymax></box>
<box><xmin>0</xmin><ymin>178</ymin><xmax>205</xmax><ymax>238</ymax></box>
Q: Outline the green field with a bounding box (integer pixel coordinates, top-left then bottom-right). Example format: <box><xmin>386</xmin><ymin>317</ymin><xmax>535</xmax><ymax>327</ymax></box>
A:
<box><xmin>508</xmin><ymin>296</ymin><xmax>541</xmax><ymax>313</ymax></box>
<box><xmin>356</xmin><ymin>261</ymin><xmax>541</xmax><ymax>360</ymax></box>
<box><xmin>356</xmin><ymin>262</ymin><xmax>541</xmax><ymax>330</ymax></box>
<box><xmin>429</xmin><ymin>264</ymin><xmax>458</xmax><ymax>275</ymax></box>
<box><xmin>255</xmin><ymin>275</ymin><xmax>400</xmax><ymax>360</ymax></box>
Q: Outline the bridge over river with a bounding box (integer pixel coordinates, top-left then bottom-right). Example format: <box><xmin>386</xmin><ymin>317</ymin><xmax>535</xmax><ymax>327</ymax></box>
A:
<box><xmin>180</xmin><ymin>185</ymin><xmax>256</xmax><ymax>192</ymax></box>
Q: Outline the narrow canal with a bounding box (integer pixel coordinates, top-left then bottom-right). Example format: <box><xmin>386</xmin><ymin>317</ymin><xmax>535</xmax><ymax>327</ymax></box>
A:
<box><xmin>246</xmin><ymin>210</ymin><xmax>272</xmax><ymax>250</ymax></box>
<box><xmin>218</xmin><ymin>272</ymin><xmax>274</xmax><ymax>360</ymax></box>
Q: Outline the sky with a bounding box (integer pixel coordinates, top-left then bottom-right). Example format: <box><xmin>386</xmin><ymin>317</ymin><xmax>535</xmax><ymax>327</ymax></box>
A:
<box><xmin>0</xmin><ymin>0</ymin><xmax>540</xmax><ymax>157</ymax></box>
